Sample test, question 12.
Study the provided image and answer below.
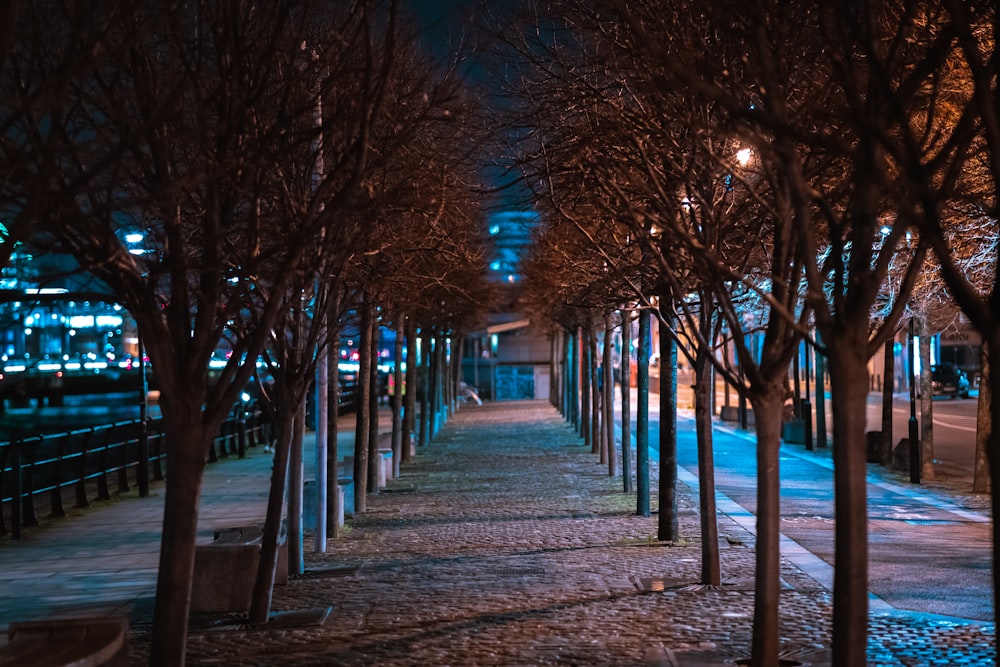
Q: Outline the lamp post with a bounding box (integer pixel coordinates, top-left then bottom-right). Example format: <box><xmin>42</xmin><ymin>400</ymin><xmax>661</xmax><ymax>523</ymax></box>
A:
<box><xmin>907</xmin><ymin>318</ymin><xmax>920</xmax><ymax>483</ymax></box>
<box><xmin>803</xmin><ymin>340</ymin><xmax>813</xmax><ymax>451</ymax></box>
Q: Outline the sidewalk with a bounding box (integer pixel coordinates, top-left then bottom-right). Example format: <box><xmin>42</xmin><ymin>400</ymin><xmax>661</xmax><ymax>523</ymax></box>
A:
<box><xmin>0</xmin><ymin>409</ymin><xmax>392</xmax><ymax>631</ymax></box>
<box><xmin>1</xmin><ymin>401</ymin><xmax>995</xmax><ymax>665</ymax></box>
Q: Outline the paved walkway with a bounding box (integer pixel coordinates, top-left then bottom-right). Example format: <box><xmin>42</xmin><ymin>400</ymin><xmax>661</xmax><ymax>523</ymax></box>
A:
<box><xmin>1</xmin><ymin>400</ymin><xmax>996</xmax><ymax>665</ymax></box>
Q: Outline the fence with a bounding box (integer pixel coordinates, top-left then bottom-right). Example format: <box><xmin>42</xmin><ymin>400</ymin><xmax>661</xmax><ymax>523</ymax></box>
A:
<box><xmin>0</xmin><ymin>403</ymin><xmax>268</xmax><ymax>540</ymax></box>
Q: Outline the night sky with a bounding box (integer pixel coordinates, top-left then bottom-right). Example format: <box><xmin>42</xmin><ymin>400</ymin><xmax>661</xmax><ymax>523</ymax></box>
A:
<box><xmin>410</xmin><ymin>0</ymin><xmax>479</xmax><ymax>59</ymax></box>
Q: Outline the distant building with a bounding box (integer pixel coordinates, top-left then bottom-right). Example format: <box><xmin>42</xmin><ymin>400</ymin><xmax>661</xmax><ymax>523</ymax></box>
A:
<box><xmin>463</xmin><ymin>210</ymin><xmax>551</xmax><ymax>401</ymax></box>
<box><xmin>486</xmin><ymin>210</ymin><xmax>538</xmax><ymax>285</ymax></box>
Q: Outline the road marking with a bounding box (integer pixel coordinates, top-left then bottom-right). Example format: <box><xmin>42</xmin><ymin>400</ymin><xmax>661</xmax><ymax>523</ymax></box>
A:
<box><xmin>675</xmin><ymin>464</ymin><xmax>894</xmax><ymax>610</ymax></box>
<box><xmin>885</xmin><ymin>406</ymin><xmax>979</xmax><ymax>433</ymax></box>
<box><xmin>714</xmin><ymin>422</ymin><xmax>991</xmax><ymax>524</ymax></box>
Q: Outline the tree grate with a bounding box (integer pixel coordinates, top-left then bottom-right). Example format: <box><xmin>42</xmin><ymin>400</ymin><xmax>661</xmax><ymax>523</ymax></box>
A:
<box><xmin>292</xmin><ymin>563</ymin><xmax>363</xmax><ymax>580</ymax></box>
<box><xmin>381</xmin><ymin>484</ymin><xmax>418</xmax><ymax>493</ymax></box>
<box><xmin>673</xmin><ymin>647</ymin><xmax>830</xmax><ymax>666</ymax></box>
<box><xmin>488</xmin><ymin>567</ymin><xmax>547</xmax><ymax>576</ymax></box>
<box><xmin>631</xmin><ymin>575</ymin><xmax>792</xmax><ymax>593</ymax></box>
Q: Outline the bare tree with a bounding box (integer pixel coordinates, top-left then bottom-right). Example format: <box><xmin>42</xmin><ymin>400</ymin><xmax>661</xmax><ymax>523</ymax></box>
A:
<box><xmin>869</xmin><ymin>4</ymin><xmax>1000</xmax><ymax>652</ymax></box>
<box><xmin>5</xmin><ymin>1</ymin><xmax>401</xmax><ymax>662</ymax></box>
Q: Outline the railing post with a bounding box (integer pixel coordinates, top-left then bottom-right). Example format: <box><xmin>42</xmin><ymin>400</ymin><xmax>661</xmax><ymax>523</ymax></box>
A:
<box><xmin>95</xmin><ymin>427</ymin><xmax>111</xmax><ymax>501</ymax></box>
<box><xmin>116</xmin><ymin>423</ymin><xmax>131</xmax><ymax>494</ymax></box>
<box><xmin>208</xmin><ymin>427</ymin><xmax>219</xmax><ymax>463</ymax></box>
<box><xmin>20</xmin><ymin>438</ymin><xmax>38</xmax><ymax>528</ymax></box>
<box><xmin>49</xmin><ymin>433</ymin><xmax>67</xmax><ymax>518</ymax></box>
<box><xmin>151</xmin><ymin>420</ymin><xmax>165</xmax><ymax>481</ymax></box>
<box><xmin>0</xmin><ymin>442</ymin><xmax>9</xmax><ymax>535</ymax></box>
<box><xmin>11</xmin><ymin>437</ymin><xmax>22</xmax><ymax>540</ymax></box>
<box><xmin>75</xmin><ymin>429</ymin><xmax>93</xmax><ymax>509</ymax></box>
<box><xmin>238</xmin><ymin>408</ymin><xmax>247</xmax><ymax>459</ymax></box>
<box><xmin>137</xmin><ymin>416</ymin><xmax>150</xmax><ymax>497</ymax></box>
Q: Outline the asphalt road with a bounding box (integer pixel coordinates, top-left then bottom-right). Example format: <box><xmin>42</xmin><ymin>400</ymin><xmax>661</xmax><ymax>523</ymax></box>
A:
<box><xmin>864</xmin><ymin>392</ymin><xmax>981</xmax><ymax>480</ymax></box>
<box><xmin>631</xmin><ymin>383</ymin><xmax>993</xmax><ymax>622</ymax></box>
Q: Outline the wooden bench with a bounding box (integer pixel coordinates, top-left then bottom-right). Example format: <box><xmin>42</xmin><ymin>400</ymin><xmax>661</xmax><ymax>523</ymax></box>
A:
<box><xmin>0</xmin><ymin>616</ymin><xmax>128</xmax><ymax>667</ymax></box>
<box><xmin>190</xmin><ymin>523</ymin><xmax>287</xmax><ymax>613</ymax></box>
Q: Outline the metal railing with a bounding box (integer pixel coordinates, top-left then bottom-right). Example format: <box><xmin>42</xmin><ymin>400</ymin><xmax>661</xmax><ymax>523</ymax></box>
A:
<box><xmin>0</xmin><ymin>372</ymin><xmax>360</xmax><ymax>541</ymax></box>
<box><xmin>0</xmin><ymin>404</ymin><xmax>268</xmax><ymax>540</ymax></box>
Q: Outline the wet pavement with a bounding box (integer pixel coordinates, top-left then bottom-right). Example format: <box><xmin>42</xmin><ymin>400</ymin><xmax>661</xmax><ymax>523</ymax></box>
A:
<box><xmin>0</xmin><ymin>400</ymin><xmax>995</xmax><ymax>665</ymax></box>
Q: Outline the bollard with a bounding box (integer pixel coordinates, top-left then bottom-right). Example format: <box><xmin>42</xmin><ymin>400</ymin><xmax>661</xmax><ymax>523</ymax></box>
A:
<box><xmin>801</xmin><ymin>398</ymin><xmax>813</xmax><ymax>451</ymax></box>
<box><xmin>137</xmin><ymin>418</ymin><xmax>150</xmax><ymax>497</ymax></box>
<box><xmin>908</xmin><ymin>415</ymin><xmax>920</xmax><ymax>483</ymax></box>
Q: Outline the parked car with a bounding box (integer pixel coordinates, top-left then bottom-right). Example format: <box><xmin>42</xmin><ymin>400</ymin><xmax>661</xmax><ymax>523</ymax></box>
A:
<box><xmin>931</xmin><ymin>363</ymin><xmax>971</xmax><ymax>399</ymax></box>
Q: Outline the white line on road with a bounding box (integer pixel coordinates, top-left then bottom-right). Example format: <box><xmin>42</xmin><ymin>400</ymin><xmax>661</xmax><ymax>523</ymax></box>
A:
<box><xmin>675</xmin><ymin>464</ymin><xmax>894</xmax><ymax>611</ymax></box>
<box><xmin>714</xmin><ymin>421</ymin><xmax>991</xmax><ymax>524</ymax></box>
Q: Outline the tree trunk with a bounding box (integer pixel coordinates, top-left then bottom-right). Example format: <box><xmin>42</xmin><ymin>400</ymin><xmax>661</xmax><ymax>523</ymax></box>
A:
<box><xmin>581</xmin><ymin>322</ymin><xmax>592</xmax><ymax>448</ymax></box>
<box><xmin>694</xmin><ymin>344</ymin><xmax>720</xmax><ymax>586</ymax></box>
<box><xmin>314</xmin><ymin>333</ymin><xmax>328</xmax><ymax>552</ymax></box>
<box><xmin>658</xmin><ymin>308</ymin><xmax>679</xmax><ymax>542</ymax></box>
<box><xmin>826</xmin><ymin>343</ymin><xmax>871</xmax><ymax>667</ymax></box>
<box><xmin>603</xmin><ymin>314</ymin><xmax>615</xmax><ymax>475</ymax></box>
<box><xmin>748</xmin><ymin>386</ymin><xmax>785</xmax><ymax>666</ymax></box>
<box><xmin>880</xmin><ymin>337</ymin><xmax>894</xmax><ymax>466</ymax></box>
<box><xmin>391</xmin><ymin>318</ymin><xmax>404</xmax><ymax>477</ymax></box>
<box><xmin>249</xmin><ymin>404</ymin><xmax>295</xmax><ymax>624</ymax></box>
<box><xmin>326</xmin><ymin>329</ymin><xmax>341</xmax><ymax>538</ymax></box>
<box><xmin>428</xmin><ymin>335</ymin><xmax>438</xmax><ymax>436</ymax></box>
<box><xmin>560</xmin><ymin>330</ymin><xmax>573</xmax><ymax>422</ymax></box>
<box><xmin>367</xmin><ymin>326</ymin><xmax>380</xmax><ymax>493</ymax></box>
<box><xmin>621</xmin><ymin>309</ymin><xmax>632</xmax><ymax>492</ymax></box>
<box><xmin>815</xmin><ymin>332</ymin><xmax>828</xmax><ymax>449</ymax></box>
<box><xmin>149</xmin><ymin>425</ymin><xmax>210</xmax><ymax>667</ymax></box>
<box><xmin>636</xmin><ymin>309</ymin><xmax>650</xmax><ymax>517</ymax></box>
<box><xmin>570</xmin><ymin>327</ymin><xmax>584</xmax><ymax>429</ymax></box>
<box><xmin>288</xmin><ymin>400</ymin><xmax>305</xmax><ymax>575</ymax></box>
<box><xmin>402</xmin><ymin>317</ymin><xmax>417</xmax><ymax>462</ymax></box>
<box><xmin>973</xmin><ymin>342</ymin><xmax>990</xmax><ymax>493</ymax></box>
<box><xmin>419</xmin><ymin>331</ymin><xmax>430</xmax><ymax>447</ymax></box>
<box><xmin>985</xmin><ymin>332</ymin><xmax>1000</xmax><ymax>667</ymax></box>
<box><xmin>353</xmin><ymin>301</ymin><xmax>373</xmax><ymax>513</ymax></box>
<box><xmin>590</xmin><ymin>326</ymin><xmax>601</xmax><ymax>455</ymax></box>
<box><xmin>430</xmin><ymin>334</ymin><xmax>442</xmax><ymax>436</ymax></box>
<box><xmin>558</xmin><ymin>330</ymin><xmax>567</xmax><ymax>417</ymax></box>
<box><xmin>918</xmin><ymin>318</ymin><xmax>935</xmax><ymax>481</ymax></box>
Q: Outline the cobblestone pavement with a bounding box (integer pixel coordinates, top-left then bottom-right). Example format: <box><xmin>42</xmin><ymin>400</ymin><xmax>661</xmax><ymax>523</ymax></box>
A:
<box><xmin>121</xmin><ymin>401</ymin><xmax>994</xmax><ymax>666</ymax></box>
